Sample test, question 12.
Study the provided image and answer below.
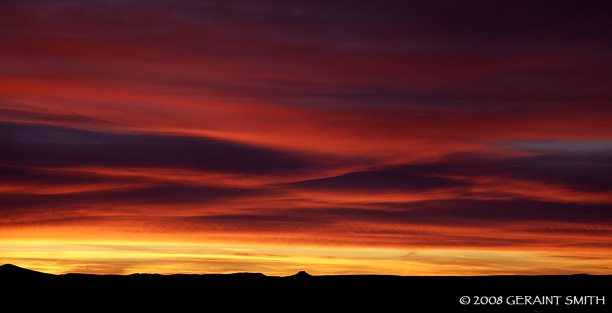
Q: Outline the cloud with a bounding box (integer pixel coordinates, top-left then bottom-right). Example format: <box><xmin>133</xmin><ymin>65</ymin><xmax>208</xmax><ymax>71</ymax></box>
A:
<box><xmin>430</xmin><ymin>147</ymin><xmax>612</xmax><ymax>193</ymax></box>
<box><xmin>0</xmin><ymin>121</ymin><xmax>317</xmax><ymax>175</ymax></box>
<box><xmin>0</xmin><ymin>184</ymin><xmax>265</xmax><ymax>215</ymax></box>
<box><xmin>288</xmin><ymin>164</ymin><xmax>469</xmax><ymax>192</ymax></box>
<box><xmin>0</xmin><ymin>165</ymin><xmax>120</xmax><ymax>186</ymax></box>
<box><xmin>0</xmin><ymin>107</ymin><xmax>118</xmax><ymax>127</ymax></box>
<box><xmin>504</xmin><ymin>150</ymin><xmax>612</xmax><ymax>192</ymax></box>
<box><xmin>287</xmin><ymin>145</ymin><xmax>612</xmax><ymax>197</ymax></box>
<box><xmin>292</xmin><ymin>199</ymin><xmax>612</xmax><ymax>226</ymax></box>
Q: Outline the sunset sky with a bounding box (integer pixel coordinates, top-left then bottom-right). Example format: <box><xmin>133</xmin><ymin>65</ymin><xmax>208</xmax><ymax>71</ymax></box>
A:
<box><xmin>1</xmin><ymin>0</ymin><xmax>611</xmax><ymax>276</ymax></box>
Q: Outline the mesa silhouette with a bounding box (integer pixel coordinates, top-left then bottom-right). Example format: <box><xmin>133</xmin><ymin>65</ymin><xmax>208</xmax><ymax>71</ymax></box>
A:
<box><xmin>2</xmin><ymin>264</ymin><xmax>609</xmax><ymax>312</ymax></box>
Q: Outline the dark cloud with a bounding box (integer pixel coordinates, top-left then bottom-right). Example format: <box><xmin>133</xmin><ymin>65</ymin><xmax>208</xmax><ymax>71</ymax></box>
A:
<box><xmin>0</xmin><ymin>165</ymin><xmax>117</xmax><ymax>186</ymax></box>
<box><xmin>362</xmin><ymin>149</ymin><xmax>612</xmax><ymax>194</ymax></box>
<box><xmin>288</xmin><ymin>164</ymin><xmax>469</xmax><ymax>192</ymax></box>
<box><xmin>0</xmin><ymin>184</ymin><xmax>269</xmax><ymax>225</ymax></box>
<box><xmin>504</xmin><ymin>150</ymin><xmax>612</xmax><ymax>192</ymax></box>
<box><xmin>428</xmin><ymin>149</ymin><xmax>612</xmax><ymax>192</ymax></box>
<box><xmin>518</xmin><ymin>227</ymin><xmax>612</xmax><ymax>237</ymax></box>
<box><xmin>238</xmin><ymin>199</ymin><xmax>612</xmax><ymax>227</ymax></box>
<box><xmin>287</xmin><ymin>146</ymin><xmax>612</xmax><ymax>194</ymax></box>
<box><xmin>440</xmin><ymin>199</ymin><xmax>612</xmax><ymax>224</ymax></box>
<box><xmin>0</xmin><ymin>107</ymin><xmax>118</xmax><ymax>127</ymax></box>
<box><xmin>2</xmin><ymin>0</ymin><xmax>610</xmax><ymax>120</ymax></box>
<box><xmin>139</xmin><ymin>0</ymin><xmax>612</xmax><ymax>46</ymax></box>
<box><xmin>147</xmin><ymin>197</ymin><xmax>612</xmax><ymax>244</ymax></box>
<box><xmin>96</xmin><ymin>185</ymin><xmax>266</xmax><ymax>205</ymax></box>
<box><xmin>0</xmin><ymin>121</ymin><xmax>316</xmax><ymax>175</ymax></box>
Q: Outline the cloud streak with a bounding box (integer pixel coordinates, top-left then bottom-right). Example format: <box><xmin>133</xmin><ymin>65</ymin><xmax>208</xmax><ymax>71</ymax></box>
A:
<box><xmin>0</xmin><ymin>121</ymin><xmax>320</xmax><ymax>175</ymax></box>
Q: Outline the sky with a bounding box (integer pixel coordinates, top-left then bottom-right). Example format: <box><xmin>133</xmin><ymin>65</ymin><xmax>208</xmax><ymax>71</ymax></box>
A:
<box><xmin>1</xmin><ymin>0</ymin><xmax>611</xmax><ymax>276</ymax></box>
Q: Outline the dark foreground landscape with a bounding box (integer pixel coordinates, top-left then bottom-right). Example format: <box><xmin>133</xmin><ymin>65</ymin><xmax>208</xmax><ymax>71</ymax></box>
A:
<box><xmin>1</xmin><ymin>264</ymin><xmax>610</xmax><ymax>312</ymax></box>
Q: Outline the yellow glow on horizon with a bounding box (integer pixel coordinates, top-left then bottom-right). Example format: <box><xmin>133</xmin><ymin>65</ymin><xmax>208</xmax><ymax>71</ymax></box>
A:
<box><xmin>1</xmin><ymin>241</ymin><xmax>610</xmax><ymax>277</ymax></box>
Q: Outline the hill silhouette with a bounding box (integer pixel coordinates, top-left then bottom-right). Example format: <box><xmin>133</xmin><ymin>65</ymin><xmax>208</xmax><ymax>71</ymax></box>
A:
<box><xmin>1</xmin><ymin>264</ymin><xmax>610</xmax><ymax>312</ymax></box>
<box><xmin>289</xmin><ymin>270</ymin><xmax>312</xmax><ymax>278</ymax></box>
<box><xmin>0</xmin><ymin>264</ymin><xmax>51</xmax><ymax>277</ymax></box>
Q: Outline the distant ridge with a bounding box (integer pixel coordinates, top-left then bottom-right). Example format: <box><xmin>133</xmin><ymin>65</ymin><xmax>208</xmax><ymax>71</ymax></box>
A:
<box><xmin>1</xmin><ymin>264</ymin><xmax>610</xmax><ymax>312</ymax></box>
<box><xmin>0</xmin><ymin>264</ymin><xmax>316</xmax><ymax>279</ymax></box>
<box><xmin>0</xmin><ymin>264</ymin><xmax>51</xmax><ymax>277</ymax></box>
<box><xmin>289</xmin><ymin>270</ymin><xmax>312</xmax><ymax>278</ymax></box>
<box><xmin>0</xmin><ymin>264</ymin><xmax>606</xmax><ymax>279</ymax></box>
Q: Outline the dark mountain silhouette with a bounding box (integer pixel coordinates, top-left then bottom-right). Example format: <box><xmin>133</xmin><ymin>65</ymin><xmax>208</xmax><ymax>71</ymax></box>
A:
<box><xmin>0</xmin><ymin>263</ymin><xmax>51</xmax><ymax>277</ymax></box>
<box><xmin>1</xmin><ymin>264</ymin><xmax>609</xmax><ymax>312</ymax></box>
<box><xmin>289</xmin><ymin>270</ymin><xmax>311</xmax><ymax>278</ymax></box>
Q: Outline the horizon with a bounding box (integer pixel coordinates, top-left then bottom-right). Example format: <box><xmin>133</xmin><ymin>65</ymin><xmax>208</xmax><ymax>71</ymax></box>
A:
<box><xmin>1</xmin><ymin>0</ymin><xmax>611</xmax><ymax>276</ymax></box>
<box><xmin>0</xmin><ymin>263</ymin><xmax>599</xmax><ymax>277</ymax></box>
